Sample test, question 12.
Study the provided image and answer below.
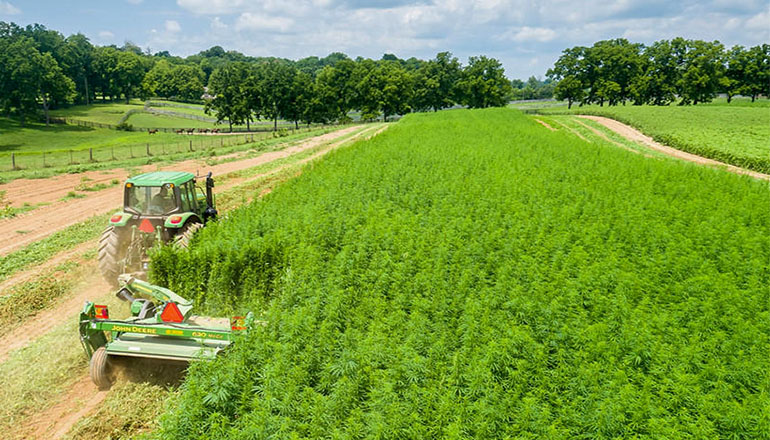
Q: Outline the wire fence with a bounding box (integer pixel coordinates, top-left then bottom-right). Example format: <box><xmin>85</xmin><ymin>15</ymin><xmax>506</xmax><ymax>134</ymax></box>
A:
<box><xmin>2</xmin><ymin>125</ymin><xmax>331</xmax><ymax>172</ymax></box>
<box><xmin>46</xmin><ymin>116</ymin><xmax>320</xmax><ymax>134</ymax></box>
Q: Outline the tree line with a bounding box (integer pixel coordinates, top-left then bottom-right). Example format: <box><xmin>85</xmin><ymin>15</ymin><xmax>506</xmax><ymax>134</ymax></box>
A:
<box><xmin>547</xmin><ymin>38</ymin><xmax>769</xmax><ymax>108</ymax></box>
<box><xmin>0</xmin><ymin>22</ymin><xmax>514</xmax><ymax>128</ymax></box>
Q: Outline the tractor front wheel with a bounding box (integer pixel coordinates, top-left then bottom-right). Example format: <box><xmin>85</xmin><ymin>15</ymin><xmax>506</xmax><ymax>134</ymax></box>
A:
<box><xmin>90</xmin><ymin>346</ymin><xmax>113</xmax><ymax>390</ymax></box>
<box><xmin>98</xmin><ymin>226</ymin><xmax>126</xmax><ymax>287</ymax></box>
<box><xmin>174</xmin><ymin>222</ymin><xmax>203</xmax><ymax>249</ymax></box>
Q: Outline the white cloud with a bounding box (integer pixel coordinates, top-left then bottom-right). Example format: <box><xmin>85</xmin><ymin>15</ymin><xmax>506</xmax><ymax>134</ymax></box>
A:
<box><xmin>150</xmin><ymin>0</ymin><xmax>770</xmax><ymax>80</ymax></box>
<box><xmin>165</xmin><ymin>20</ymin><xmax>182</xmax><ymax>33</ymax></box>
<box><xmin>745</xmin><ymin>7</ymin><xmax>769</xmax><ymax>30</ymax></box>
<box><xmin>0</xmin><ymin>1</ymin><xmax>20</xmax><ymax>15</ymax></box>
<box><xmin>177</xmin><ymin>0</ymin><xmax>244</xmax><ymax>15</ymax></box>
<box><xmin>506</xmin><ymin>26</ymin><xmax>557</xmax><ymax>43</ymax></box>
<box><xmin>234</xmin><ymin>12</ymin><xmax>294</xmax><ymax>32</ymax></box>
<box><xmin>98</xmin><ymin>30</ymin><xmax>115</xmax><ymax>39</ymax></box>
<box><xmin>211</xmin><ymin>17</ymin><xmax>228</xmax><ymax>31</ymax></box>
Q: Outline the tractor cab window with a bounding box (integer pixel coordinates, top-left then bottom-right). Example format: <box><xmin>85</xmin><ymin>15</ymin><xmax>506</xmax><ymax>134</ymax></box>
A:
<box><xmin>180</xmin><ymin>181</ymin><xmax>197</xmax><ymax>212</ymax></box>
<box><xmin>127</xmin><ymin>185</ymin><xmax>177</xmax><ymax>215</ymax></box>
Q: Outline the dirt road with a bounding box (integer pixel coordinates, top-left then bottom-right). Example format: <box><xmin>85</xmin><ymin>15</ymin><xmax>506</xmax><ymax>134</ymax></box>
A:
<box><xmin>0</xmin><ymin>123</ymin><xmax>389</xmax><ymax>439</ymax></box>
<box><xmin>0</xmin><ymin>126</ymin><xmax>364</xmax><ymax>256</ymax></box>
<box><xmin>578</xmin><ymin>115</ymin><xmax>770</xmax><ymax>181</ymax></box>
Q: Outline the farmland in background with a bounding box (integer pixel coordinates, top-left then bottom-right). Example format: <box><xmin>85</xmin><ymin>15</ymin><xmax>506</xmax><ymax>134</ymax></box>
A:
<box><xmin>150</xmin><ymin>108</ymin><xmax>769</xmax><ymax>439</ymax></box>
<box><xmin>540</xmin><ymin>99</ymin><xmax>770</xmax><ymax>173</ymax></box>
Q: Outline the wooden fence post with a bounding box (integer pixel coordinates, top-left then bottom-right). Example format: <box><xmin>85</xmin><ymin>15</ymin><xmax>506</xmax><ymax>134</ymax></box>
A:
<box><xmin>89</xmin><ymin>148</ymin><xmax>93</xmax><ymax>162</ymax></box>
<box><xmin>189</xmin><ymin>140</ymin><xmax>193</xmax><ymax>152</ymax></box>
<box><xmin>111</xmin><ymin>146</ymin><xmax>115</xmax><ymax>161</ymax></box>
<box><xmin>42</xmin><ymin>152</ymin><xmax>46</xmax><ymax>168</ymax></box>
<box><xmin>69</xmin><ymin>150</ymin><xmax>73</xmax><ymax>165</ymax></box>
<box><xmin>146</xmin><ymin>143</ymin><xmax>150</xmax><ymax>156</ymax></box>
<box><xmin>11</xmin><ymin>153</ymin><xmax>15</xmax><ymax>170</ymax></box>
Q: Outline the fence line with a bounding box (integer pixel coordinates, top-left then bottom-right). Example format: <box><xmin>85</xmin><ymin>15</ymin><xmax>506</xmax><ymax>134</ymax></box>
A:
<box><xmin>47</xmin><ymin>116</ymin><xmax>320</xmax><ymax>134</ymax></box>
<box><xmin>3</xmin><ymin>124</ymin><xmax>335</xmax><ymax>172</ymax></box>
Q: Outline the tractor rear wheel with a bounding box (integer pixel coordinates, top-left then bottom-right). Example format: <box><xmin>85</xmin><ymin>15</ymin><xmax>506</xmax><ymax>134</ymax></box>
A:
<box><xmin>90</xmin><ymin>346</ymin><xmax>113</xmax><ymax>390</ymax></box>
<box><xmin>98</xmin><ymin>226</ymin><xmax>125</xmax><ymax>287</ymax></box>
<box><xmin>174</xmin><ymin>222</ymin><xmax>203</xmax><ymax>249</ymax></box>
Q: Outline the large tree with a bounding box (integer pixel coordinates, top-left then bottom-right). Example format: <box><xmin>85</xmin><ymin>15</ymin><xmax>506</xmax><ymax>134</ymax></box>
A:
<box><xmin>62</xmin><ymin>33</ymin><xmax>95</xmax><ymax>105</ymax></box>
<box><xmin>205</xmin><ymin>62</ymin><xmax>251</xmax><ymax>131</ymax></box>
<box><xmin>456</xmin><ymin>56</ymin><xmax>512</xmax><ymax>108</ymax></box>
<box><xmin>0</xmin><ymin>36</ymin><xmax>74</xmax><ymax>125</ymax></box>
<box><xmin>255</xmin><ymin>60</ymin><xmax>296</xmax><ymax>131</ymax></box>
<box><xmin>412</xmin><ymin>52</ymin><xmax>462</xmax><ymax>112</ymax></box>
<box><xmin>742</xmin><ymin>44</ymin><xmax>770</xmax><ymax>102</ymax></box>
<box><xmin>677</xmin><ymin>39</ymin><xmax>725</xmax><ymax>105</ymax></box>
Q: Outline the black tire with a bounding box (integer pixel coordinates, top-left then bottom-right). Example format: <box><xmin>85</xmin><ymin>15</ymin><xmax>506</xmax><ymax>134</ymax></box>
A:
<box><xmin>173</xmin><ymin>222</ymin><xmax>203</xmax><ymax>249</ymax></box>
<box><xmin>98</xmin><ymin>226</ymin><xmax>125</xmax><ymax>287</ymax></box>
<box><xmin>90</xmin><ymin>346</ymin><xmax>113</xmax><ymax>390</ymax></box>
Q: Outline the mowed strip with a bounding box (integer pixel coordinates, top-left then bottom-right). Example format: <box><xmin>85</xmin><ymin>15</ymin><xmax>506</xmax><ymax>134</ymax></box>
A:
<box><xmin>578</xmin><ymin>115</ymin><xmax>770</xmax><ymax>181</ymax></box>
<box><xmin>0</xmin><ymin>126</ymin><xmax>366</xmax><ymax>256</ymax></box>
<box><xmin>0</xmin><ymin>123</ymin><xmax>385</xmax><ymax>363</ymax></box>
<box><xmin>0</xmin><ymin>125</ymin><xmax>387</xmax><ymax>440</ymax></box>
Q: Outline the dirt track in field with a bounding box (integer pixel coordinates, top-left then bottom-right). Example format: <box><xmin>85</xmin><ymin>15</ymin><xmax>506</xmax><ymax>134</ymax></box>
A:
<box><xmin>1</xmin><ymin>123</ymin><xmax>389</xmax><ymax>439</ymax></box>
<box><xmin>0</xmin><ymin>126</ymin><xmax>365</xmax><ymax>256</ymax></box>
<box><xmin>577</xmin><ymin>115</ymin><xmax>770</xmax><ymax>181</ymax></box>
<box><xmin>533</xmin><ymin>118</ymin><xmax>555</xmax><ymax>131</ymax></box>
<box><xmin>10</xmin><ymin>375</ymin><xmax>107</xmax><ymax>440</ymax></box>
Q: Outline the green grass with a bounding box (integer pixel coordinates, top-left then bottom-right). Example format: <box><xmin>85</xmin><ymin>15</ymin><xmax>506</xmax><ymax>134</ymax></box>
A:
<box><xmin>540</xmin><ymin>100</ymin><xmax>770</xmax><ymax>173</ymax></box>
<box><xmin>0</xmin><ymin>132</ymin><xmax>365</xmax><ymax>437</ymax></box>
<box><xmin>126</xmin><ymin>112</ymin><xmax>228</xmax><ymax>129</ymax></box>
<box><xmin>0</xmin><ymin>213</ymin><xmax>108</xmax><ymax>283</ymax></box>
<box><xmin>64</xmin><ymin>382</ymin><xmax>175</xmax><ymax>440</ymax></box>
<box><xmin>49</xmin><ymin>101</ymin><xmax>144</xmax><ymax>125</ymax></box>
<box><xmin>0</xmin><ymin>116</ymin><xmax>182</xmax><ymax>155</ymax></box>
<box><xmin>0</xmin><ymin>125</ymin><xmax>343</xmax><ymax>182</ymax></box>
<box><xmin>0</xmin><ymin>289</ymin><xmax>129</xmax><ymax>440</ymax></box>
<box><xmin>151</xmin><ymin>108</ymin><xmax>769</xmax><ymax>439</ymax></box>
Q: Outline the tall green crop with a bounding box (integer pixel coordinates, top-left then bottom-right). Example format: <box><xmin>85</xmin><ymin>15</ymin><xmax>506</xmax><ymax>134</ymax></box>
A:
<box><xmin>152</xmin><ymin>108</ymin><xmax>769</xmax><ymax>439</ymax></box>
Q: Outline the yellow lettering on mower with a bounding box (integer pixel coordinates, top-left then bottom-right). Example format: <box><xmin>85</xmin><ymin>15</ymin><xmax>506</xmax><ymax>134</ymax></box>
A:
<box><xmin>110</xmin><ymin>324</ymin><xmax>158</xmax><ymax>335</ymax></box>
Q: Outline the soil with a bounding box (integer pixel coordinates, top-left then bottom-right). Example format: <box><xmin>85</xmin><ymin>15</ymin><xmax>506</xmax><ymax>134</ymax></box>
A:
<box><xmin>0</xmin><ymin>240</ymin><xmax>95</xmax><ymax>295</ymax></box>
<box><xmin>10</xmin><ymin>375</ymin><xmax>108</xmax><ymax>440</ymax></box>
<box><xmin>0</xmin><ymin>124</ymin><xmax>389</xmax><ymax>438</ymax></box>
<box><xmin>571</xmin><ymin>117</ymin><xmax>645</xmax><ymax>156</ymax></box>
<box><xmin>534</xmin><ymin>118</ymin><xmax>555</xmax><ymax>131</ymax></box>
<box><xmin>578</xmin><ymin>115</ymin><xmax>770</xmax><ymax>181</ymax></box>
<box><xmin>548</xmin><ymin>118</ymin><xmax>591</xmax><ymax>143</ymax></box>
<box><xmin>0</xmin><ymin>126</ymin><xmax>364</xmax><ymax>256</ymax></box>
<box><xmin>0</xmin><ymin>264</ymin><xmax>108</xmax><ymax>363</ymax></box>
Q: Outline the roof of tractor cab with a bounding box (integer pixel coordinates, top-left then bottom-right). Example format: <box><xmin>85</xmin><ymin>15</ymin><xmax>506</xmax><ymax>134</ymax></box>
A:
<box><xmin>126</xmin><ymin>171</ymin><xmax>195</xmax><ymax>187</ymax></box>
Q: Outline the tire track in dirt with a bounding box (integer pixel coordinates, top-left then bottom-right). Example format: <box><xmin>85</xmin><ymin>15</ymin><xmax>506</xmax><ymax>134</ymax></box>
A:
<box><xmin>571</xmin><ymin>117</ymin><xmax>647</xmax><ymax>156</ymax></box>
<box><xmin>578</xmin><ymin>115</ymin><xmax>770</xmax><ymax>180</ymax></box>
<box><xmin>533</xmin><ymin>118</ymin><xmax>555</xmax><ymax>131</ymax></box>
<box><xmin>0</xmin><ymin>126</ymin><xmax>365</xmax><ymax>257</ymax></box>
<box><xmin>1</xmin><ymin>124</ymin><xmax>389</xmax><ymax>439</ymax></box>
<box><xmin>9</xmin><ymin>375</ymin><xmax>107</xmax><ymax>440</ymax></box>
<box><xmin>0</xmin><ymin>240</ymin><xmax>95</xmax><ymax>295</ymax></box>
<box><xmin>0</xmin><ymin>265</ymin><xmax>107</xmax><ymax>363</ymax></box>
<box><xmin>547</xmin><ymin>117</ymin><xmax>591</xmax><ymax>142</ymax></box>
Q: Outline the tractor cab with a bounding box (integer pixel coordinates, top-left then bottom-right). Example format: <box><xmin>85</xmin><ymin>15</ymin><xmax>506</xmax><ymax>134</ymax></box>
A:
<box><xmin>98</xmin><ymin>171</ymin><xmax>218</xmax><ymax>287</ymax></box>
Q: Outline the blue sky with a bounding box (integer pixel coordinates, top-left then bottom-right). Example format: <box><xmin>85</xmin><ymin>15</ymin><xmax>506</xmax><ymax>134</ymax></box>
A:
<box><xmin>1</xmin><ymin>0</ymin><xmax>767</xmax><ymax>79</ymax></box>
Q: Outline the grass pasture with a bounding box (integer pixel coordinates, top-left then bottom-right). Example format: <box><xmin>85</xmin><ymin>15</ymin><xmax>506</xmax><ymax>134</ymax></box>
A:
<box><xmin>150</xmin><ymin>108</ymin><xmax>769</xmax><ymax>439</ymax></box>
<box><xmin>540</xmin><ymin>100</ymin><xmax>770</xmax><ymax>173</ymax></box>
<box><xmin>49</xmin><ymin>101</ymin><xmax>144</xmax><ymax>125</ymax></box>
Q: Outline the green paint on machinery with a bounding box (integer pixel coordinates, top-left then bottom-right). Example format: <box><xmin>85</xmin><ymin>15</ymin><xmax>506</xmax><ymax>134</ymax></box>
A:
<box><xmin>98</xmin><ymin>171</ymin><xmax>218</xmax><ymax>286</ymax></box>
<box><xmin>79</xmin><ymin>275</ymin><xmax>253</xmax><ymax>389</ymax></box>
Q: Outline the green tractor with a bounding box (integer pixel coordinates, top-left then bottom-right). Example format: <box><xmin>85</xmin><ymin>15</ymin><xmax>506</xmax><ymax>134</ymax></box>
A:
<box><xmin>98</xmin><ymin>171</ymin><xmax>217</xmax><ymax>286</ymax></box>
